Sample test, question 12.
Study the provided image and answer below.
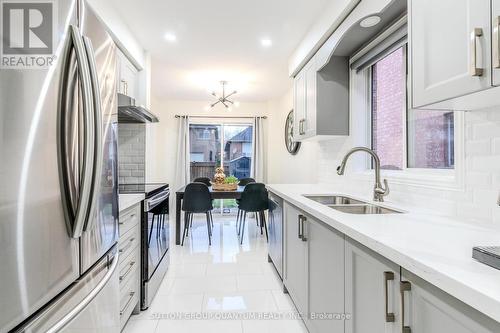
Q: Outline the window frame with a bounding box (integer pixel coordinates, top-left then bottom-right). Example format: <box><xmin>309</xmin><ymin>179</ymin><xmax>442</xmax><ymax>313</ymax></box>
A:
<box><xmin>354</xmin><ymin>40</ymin><xmax>465</xmax><ymax>190</ymax></box>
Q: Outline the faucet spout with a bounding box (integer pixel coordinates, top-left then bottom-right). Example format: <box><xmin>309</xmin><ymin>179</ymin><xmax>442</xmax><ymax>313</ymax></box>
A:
<box><xmin>336</xmin><ymin>147</ymin><xmax>389</xmax><ymax>202</ymax></box>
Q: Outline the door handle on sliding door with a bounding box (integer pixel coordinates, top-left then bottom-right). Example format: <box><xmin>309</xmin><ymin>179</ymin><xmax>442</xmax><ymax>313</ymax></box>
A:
<box><xmin>82</xmin><ymin>36</ymin><xmax>103</xmax><ymax>232</ymax></box>
<box><xmin>59</xmin><ymin>25</ymin><xmax>95</xmax><ymax>238</ymax></box>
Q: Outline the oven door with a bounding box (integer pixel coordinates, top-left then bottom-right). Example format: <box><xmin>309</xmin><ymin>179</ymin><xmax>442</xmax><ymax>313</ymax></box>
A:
<box><xmin>141</xmin><ymin>189</ymin><xmax>169</xmax><ymax>309</ymax></box>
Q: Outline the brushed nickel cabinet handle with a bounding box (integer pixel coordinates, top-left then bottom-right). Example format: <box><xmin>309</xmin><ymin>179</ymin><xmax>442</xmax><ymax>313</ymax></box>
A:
<box><xmin>384</xmin><ymin>272</ymin><xmax>395</xmax><ymax>322</ymax></box>
<box><xmin>400</xmin><ymin>281</ymin><xmax>412</xmax><ymax>333</ymax></box>
<box><xmin>119</xmin><ymin>261</ymin><xmax>136</xmax><ymax>282</ymax></box>
<box><xmin>494</xmin><ymin>17</ymin><xmax>500</xmax><ymax>68</ymax></box>
<box><xmin>120</xmin><ymin>291</ymin><xmax>136</xmax><ymax>316</ymax></box>
<box><xmin>119</xmin><ymin>237</ymin><xmax>135</xmax><ymax>253</ymax></box>
<box><xmin>300</xmin><ymin>215</ymin><xmax>307</xmax><ymax>242</ymax></box>
<box><xmin>470</xmin><ymin>28</ymin><xmax>484</xmax><ymax>76</ymax></box>
<box><xmin>298</xmin><ymin>215</ymin><xmax>303</xmax><ymax>240</ymax></box>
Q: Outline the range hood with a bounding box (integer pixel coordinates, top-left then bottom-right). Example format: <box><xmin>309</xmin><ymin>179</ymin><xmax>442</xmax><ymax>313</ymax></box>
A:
<box><xmin>117</xmin><ymin>93</ymin><xmax>159</xmax><ymax>123</ymax></box>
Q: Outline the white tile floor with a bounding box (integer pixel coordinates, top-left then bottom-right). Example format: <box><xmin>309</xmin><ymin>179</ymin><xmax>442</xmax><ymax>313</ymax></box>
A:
<box><xmin>123</xmin><ymin>214</ymin><xmax>308</xmax><ymax>333</ymax></box>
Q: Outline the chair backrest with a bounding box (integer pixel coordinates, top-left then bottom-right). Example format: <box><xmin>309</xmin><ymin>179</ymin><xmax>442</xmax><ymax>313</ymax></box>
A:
<box><xmin>150</xmin><ymin>199</ymin><xmax>169</xmax><ymax>215</ymax></box>
<box><xmin>193</xmin><ymin>177</ymin><xmax>211</xmax><ymax>187</ymax></box>
<box><xmin>238</xmin><ymin>177</ymin><xmax>255</xmax><ymax>186</ymax></box>
<box><xmin>182</xmin><ymin>182</ymin><xmax>213</xmax><ymax>213</ymax></box>
<box><xmin>238</xmin><ymin>183</ymin><xmax>269</xmax><ymax>212</ymax></box>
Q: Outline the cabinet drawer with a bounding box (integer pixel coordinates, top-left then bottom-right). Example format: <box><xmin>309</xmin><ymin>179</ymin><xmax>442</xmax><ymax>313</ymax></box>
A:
<box><xmin>118</xmin><ymin>225</ymin><xmax>140</xmax><ymax>261</ymax></box>
<box><xmin>119</xmin><ymin>247</ymin><xmax>139</xmax><ymax>290</ymax></box>
<box><xmin>119</xmin><ymin>268</ymin><xmax>140</xmax><ymax>330</ymax></box>
<box><xmin>119</xmin><ymin>204</ymin><xmax>141</xmax><ymax>236</ymax></box>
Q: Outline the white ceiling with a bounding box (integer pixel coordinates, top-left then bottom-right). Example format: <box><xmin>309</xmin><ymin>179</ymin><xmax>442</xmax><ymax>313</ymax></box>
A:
<box><xmin>109</xmin><ymin>0</ymin><xmax>331</xmax><ymax>102</ymax></box>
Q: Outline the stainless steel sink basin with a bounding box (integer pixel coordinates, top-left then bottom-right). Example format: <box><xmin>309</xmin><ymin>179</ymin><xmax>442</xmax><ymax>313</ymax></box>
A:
<box><xmin>329</xmin><ymin>204</ymin><xmax>402</xmax><ymax>214</ymax></box>
<box><xmin>304</xmin><ymin>195</ymin><xmax>365</xmax><ymax>205</ymax></box>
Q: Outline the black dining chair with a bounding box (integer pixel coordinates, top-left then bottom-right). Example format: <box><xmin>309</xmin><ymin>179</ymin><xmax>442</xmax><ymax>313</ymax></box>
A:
<box><xmin>235</xmin><ymin>178</ymin><xmax>255</xmax><ymax>231</ymax></box>
<box><xmin>237</xmin><ymin>183</ymin><xmax>269</xmax><ymax>245</ymax></box>
<box><xmin>181</xmin><ymin>182</ymin><xmax>214</xmax><ymax>246</ymax></box>
<box><xmin>193</xmin><ymin>177</ymin><xmax>212</xmax><ymax>187</ymax></box>
<box><xmin>148</xmin><ymin>200</ymin><xmax>168</xmax><ymax>246</ymax></box>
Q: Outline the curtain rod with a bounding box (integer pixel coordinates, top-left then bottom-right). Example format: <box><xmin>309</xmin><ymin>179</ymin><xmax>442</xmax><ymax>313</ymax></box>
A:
<box><xmin>175</xmin><ymin>115</ymin><xmax>267</xmax><ymax>119</ymax></box>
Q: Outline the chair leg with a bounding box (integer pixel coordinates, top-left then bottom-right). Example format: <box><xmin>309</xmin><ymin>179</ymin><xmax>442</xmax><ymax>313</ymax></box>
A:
<box><xmin>185</xmin><ymin>213</ymin><xmax>191</xmax><ymax>236</ymax></box>
<box><xmin>209</xmin><ymin>211</ymin><xmax>214</xmax><ymax>229</ymax></box>
<box><xmin>257</xmin><ymin>211</ymin><xmax>263</xmax><ymax>235</ymax></box>
<box><xmin>181</xmin><ymin>212</ymin><xmax>189</xmax><ymax>246</ymax></box>
<box><xmin>240</xmin><ymin>212</ymin><xmax>247</xmax><ymax>245</ymax></box>
<box><xmin>261</xmin><ymin>211</ymin><xmax>268</xmax><ymax>242</ymax></box>
<box><xmin>236</xmin><ymin>209</ymin><xmax>241</xmax><ymax>235</ymax></box>
<box><xmin>238</xmin><ymin>210</ymin><xmax>244</xmax><ymax>237</ymax></box>
<box><xmin>190</xmin><ymin>212</ymin><xmax>194</xmax><ymax>228</ymax></box>
<box><xmin>148</xmin><ymin>214</ymin><xmax>156</xmax><ymax>245</ymax></box>
<box><xmin>206</xmin><ymin>212</ymin><xmax>212</xmax><ymax>246</ymax></box>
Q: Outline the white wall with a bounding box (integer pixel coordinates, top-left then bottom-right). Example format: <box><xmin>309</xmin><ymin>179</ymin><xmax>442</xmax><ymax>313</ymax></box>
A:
<box><xmin>145</xmin><ymin>98</ymin><xmax>268</xmax><ymax>189</ymax></box>
<box><xmin>266</xmin><ymin>88</ymin><xmax>319</xmax><ymax>184</ymax></box>
<box><xmin>314</xmin><ymin>106</ymin><xmax>500</xmax><ymax>226</ymax></box>
<box><xmin>87</xmin><ymin>0</ymin><xmax>146</xmax><ymax>69</ymax></box>
<box><xmin>288</xmin><ymin>0</ymin><xmax>359</xmax><ymax>76</ymax></box>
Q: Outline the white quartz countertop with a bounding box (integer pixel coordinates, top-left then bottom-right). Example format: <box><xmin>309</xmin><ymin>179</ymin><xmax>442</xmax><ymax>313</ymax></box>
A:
<box><xmin>119</xmin><ymin>193</ymin><xmax>145</xmax><ymax>211</ymax></box>
<box><xmin>267</xmin><ymin>183</ymin><xmax>500</xmax><ymax>323</ymax></box>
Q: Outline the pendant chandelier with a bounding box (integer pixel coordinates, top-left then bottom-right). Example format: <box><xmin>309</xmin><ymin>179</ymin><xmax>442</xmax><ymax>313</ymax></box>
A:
<box><xmin>209</xmin><ymin>81</ymin><xmax>238</xmax><ymax>109</ymax></box>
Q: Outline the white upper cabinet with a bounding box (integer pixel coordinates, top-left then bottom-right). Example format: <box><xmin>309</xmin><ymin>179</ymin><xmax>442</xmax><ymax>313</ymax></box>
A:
<box><xmin>293</xmin><ymin>55</ymin><xmax>349</xmax><ymax>141</ymax></box>
<box><xmin>410</xmin><ymin>0</ymin><xmax>491</xmax><ymax>108</ymax></box>
<box><xmin>492</xmin><ymin>0</ymin><xmax>500</xmax><ymax>86</ymax></box>
<box><xmin>117</xmin><ymin>50</ymin><xmax>139</xmax><ymax>99</ymax></box>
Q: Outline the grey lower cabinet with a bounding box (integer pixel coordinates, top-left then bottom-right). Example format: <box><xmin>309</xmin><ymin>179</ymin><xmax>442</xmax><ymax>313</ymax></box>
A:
<box><xmin>283</xmin><ymin>202</ymin><xmax>345</xmax><ymax>333</ymax></box>
<box><xmin>284</xmin><ymin>203</ymin><xmax>308</xmax><ymax>316</ymax></box>
<box><xmin>307</xmin><ymin>214</ymin><xmax>345</xmax><ymax>333</ymax></box>
<box><xmin>281</xmin><ymin>199</ymin><xmax>500</xmax><ymax>333</ymax></box>
<box><xmin>401</xmin><ymin>269</ymin><xmax>500</xmax><ymax>333</ymax></box>
<box><xmin>345</xmin><ymin>238</ymin><xmax>400</xmax><ymax>333</ymax></box>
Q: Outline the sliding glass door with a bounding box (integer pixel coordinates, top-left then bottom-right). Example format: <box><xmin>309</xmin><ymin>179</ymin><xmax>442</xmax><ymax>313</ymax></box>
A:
<box><xmin>189</xmin><ymin>121</ymin><xmax>253</xmax><ymax>215</ymax></box>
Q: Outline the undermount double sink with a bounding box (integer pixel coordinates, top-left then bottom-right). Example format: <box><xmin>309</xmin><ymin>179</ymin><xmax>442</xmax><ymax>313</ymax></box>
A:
<box><xmin>303</xmin><ymin>195</ymin><xmax>402</xmax><ymax>214</ymax></box>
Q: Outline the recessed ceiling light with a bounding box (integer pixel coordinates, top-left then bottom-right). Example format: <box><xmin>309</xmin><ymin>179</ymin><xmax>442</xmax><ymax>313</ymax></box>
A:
<box><xmin>261</xmin><ymin>38</ymin><xmax>272</xmax><ymax>47</ymax></box>
<box><xmin>234</xmin><ymin>101</ymin><xmax>240</xmax><ymax>108</ymax></box>
<box><xmin>360</xmin><ymin>16</ymin><xmax>381</xmax><ymax>28</ymax></box>
<box><xmin>164</xmin><ymin>32</ymin><xmax>177</xmax><ymax>42</ymax></box>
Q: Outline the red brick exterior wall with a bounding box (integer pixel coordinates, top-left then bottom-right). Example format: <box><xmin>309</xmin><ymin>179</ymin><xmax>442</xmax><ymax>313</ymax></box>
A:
<box><xmin>372</xmin><ymin>47</ymin><xmax>454</xmax><ymax>170</ymax></box>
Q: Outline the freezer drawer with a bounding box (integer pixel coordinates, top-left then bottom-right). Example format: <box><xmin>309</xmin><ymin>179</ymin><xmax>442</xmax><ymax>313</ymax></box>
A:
<box><xmin>12</xmin><ymin>246</ymin><xmax>120</xmax><ymax>333</ymax></box>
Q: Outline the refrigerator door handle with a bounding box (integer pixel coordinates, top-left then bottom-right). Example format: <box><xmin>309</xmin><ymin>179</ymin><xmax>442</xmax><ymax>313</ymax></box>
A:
<box><xmin>61</xmin><ymin>25</ymin><xmax>95</xmax><ymax>238</ymax></box>
<box><xmin>44</xmin><ymin>252</ymin><xmax>119</xmax><ymax>333</ymax></box>
<box><xmin>82</xmin><ymin>36</ymin><xmax>103</xmax><ymax>232</ymax></box>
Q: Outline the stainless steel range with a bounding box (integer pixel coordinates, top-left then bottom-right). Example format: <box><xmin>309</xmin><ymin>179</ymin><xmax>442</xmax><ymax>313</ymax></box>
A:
<box><xmin>119</xmin><ymin>183</ymin><xmax>170</xmax><ymax>310</ymax></box>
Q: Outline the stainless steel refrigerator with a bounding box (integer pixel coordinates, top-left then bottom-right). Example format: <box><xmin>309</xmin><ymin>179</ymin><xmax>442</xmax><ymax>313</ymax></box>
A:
<box><xmin>0</xmin><ymin>0</ymin><xmax>120</xmax><ymax>332</ymax></box>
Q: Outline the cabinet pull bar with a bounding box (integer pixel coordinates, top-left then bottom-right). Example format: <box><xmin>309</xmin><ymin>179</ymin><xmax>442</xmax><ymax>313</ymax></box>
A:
<box><xmin>119</xmin><ymin>261</ymin><xmax>136</xmax><ymax>282</ymax></box>
<box><xmin>494</xmin><ymin>17</ymin><xmax>500</xmax><ymax>69</ymax></box>
<box><xmin>120</xmin><ymin>291</ymin><xmax>135</xmax><ymax>316</ymax></box>
<box><xmin>301</xmin><ymin>215</ymin><xmax>307</xmax><ymax>242</ymax></box>
<box><xmin>297</xmin><ymin>215</ymin><xmax>302</xmax><ymax>240</ymax></box>
<box><xmin>119</xmin><ymin>237</ymin><xmax>135</xmax><ymax>254</ymax></box>
<box><xmin>384</xmin><ymin>271</ymin><xmax>395</xmax><ymax>322</ymax></box>
<box><xmin>400</xmin><ymin>281</ymin><xmax>412</xmax><ymax>333</ymax></box>
<box><xmin>470</xmin><ymin>28</ymin><xmax>484</xmax><ymax>76</ymax></box>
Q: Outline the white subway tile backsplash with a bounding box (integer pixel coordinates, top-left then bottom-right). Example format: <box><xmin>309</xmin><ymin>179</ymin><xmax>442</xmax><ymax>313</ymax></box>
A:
<box><xmin>316</xmin><ymin>106</ymin><xmax>500</xmax><ymax>225</ymax></box>
<box><xmin>118</xmin><ymin>123</ymin><xmax>146</xmax><ymax>184</ymax></box>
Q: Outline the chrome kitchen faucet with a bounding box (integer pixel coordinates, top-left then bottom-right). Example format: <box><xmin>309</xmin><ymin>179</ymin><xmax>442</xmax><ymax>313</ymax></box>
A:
<box><xmin>336</xmin><ymin>147</ymin><xmax>389</xmax><ymax>202</ymax></box>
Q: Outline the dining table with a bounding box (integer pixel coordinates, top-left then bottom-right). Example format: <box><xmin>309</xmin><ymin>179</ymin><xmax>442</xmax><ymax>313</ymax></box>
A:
<box><xmin>174</xmin><ymin>185</ymin><xmax>246</xmax><ymax>245</ymax></box>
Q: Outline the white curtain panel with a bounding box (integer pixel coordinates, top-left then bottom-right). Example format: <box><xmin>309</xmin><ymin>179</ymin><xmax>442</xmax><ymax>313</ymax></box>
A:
<box><xmin>251</xmin><ymin>117</ymin><xmax>266</xmax><ymax>182</ymax></box>
<box><xmin>174</xmin><ymin>116</ymin><xmax>190</xmax><ymax>190</ymax></box>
